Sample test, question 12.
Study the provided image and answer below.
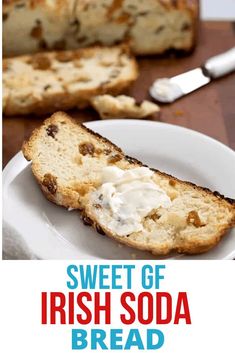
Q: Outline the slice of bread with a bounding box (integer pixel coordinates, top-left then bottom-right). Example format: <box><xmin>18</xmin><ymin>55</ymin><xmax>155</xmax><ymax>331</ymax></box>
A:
<box><xmin>3</xmin><ymin>45</ymin><xmax>138</xmax><ymax>116</ymax></box>
<box><xmin>22</xmin><ymin>112</ymin><xmax>235</xmax><ymax>255</ymax></box>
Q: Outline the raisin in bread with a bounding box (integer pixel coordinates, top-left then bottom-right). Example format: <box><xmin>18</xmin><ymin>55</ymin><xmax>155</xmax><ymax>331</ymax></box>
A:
<box><xmin>3</xmin><ymin>46</ymin><xmax>138</xmax><ymax>116</ymax></box>
<box><xmin>91</xmin><ymin>95</ymin><xmax>160</xmax><ymax>119</ymax></box>
<box><xmin>22</xmin><ymin>112</ymin><xmax>235</xmax><ymax>256</ymax></box>
<box><xmin>3</xmin><ymin>0</ymin><xmax>199</xmax><ymax>57</ymax></box>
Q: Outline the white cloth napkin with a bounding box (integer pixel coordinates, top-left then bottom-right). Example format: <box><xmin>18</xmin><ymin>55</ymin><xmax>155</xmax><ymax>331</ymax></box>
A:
<box><xmin>2</xmin><ymin>221</ymin><xmax>38</xmax><ymax>260</ymax></box>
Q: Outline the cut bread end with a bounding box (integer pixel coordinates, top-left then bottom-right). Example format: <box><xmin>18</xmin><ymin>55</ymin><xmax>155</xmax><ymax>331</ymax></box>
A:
<box><xmin>22</xmin><ymin>112</ymin><xmax>235</xmax><ymax>256</ymax></box>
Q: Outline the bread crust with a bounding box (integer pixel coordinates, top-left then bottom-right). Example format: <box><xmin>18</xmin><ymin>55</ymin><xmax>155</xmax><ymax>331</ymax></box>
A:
<box><xmin>22</xmin><ymin>112</ymin><xmax>235</xmax><ymax>256</ymax></box>
<box><xmin>3</xmin><ymin>0</ymin><xmax>65</xmax><ymax>9</ymax></box>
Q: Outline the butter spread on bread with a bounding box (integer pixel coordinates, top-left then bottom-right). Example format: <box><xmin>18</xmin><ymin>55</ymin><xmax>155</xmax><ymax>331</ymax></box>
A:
<box><xmin>89</xmin><ymin>166</ymin><xmax>171</xmax><ymax>236</ymax></box>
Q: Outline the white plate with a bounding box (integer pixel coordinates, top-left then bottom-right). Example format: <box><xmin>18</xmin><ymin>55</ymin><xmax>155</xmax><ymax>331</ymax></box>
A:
<box><xmin>3</xmin><ymin>120</ymin><xmax>235</xmax><ymax>260</ymax></box>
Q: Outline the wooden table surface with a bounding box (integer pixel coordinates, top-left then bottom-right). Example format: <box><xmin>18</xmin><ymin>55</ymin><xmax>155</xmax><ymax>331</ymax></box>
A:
<box><xmin>3</xmin><ymin>21</ymin><xmax>235</xmax><ymax>167</ymax></box>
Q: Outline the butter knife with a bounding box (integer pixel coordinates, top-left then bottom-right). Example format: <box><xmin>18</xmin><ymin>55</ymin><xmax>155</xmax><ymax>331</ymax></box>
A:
<box><xmin>150</xmin><ymin>47</ymin><xmax>235</xmax><ymax>103</ymax></box>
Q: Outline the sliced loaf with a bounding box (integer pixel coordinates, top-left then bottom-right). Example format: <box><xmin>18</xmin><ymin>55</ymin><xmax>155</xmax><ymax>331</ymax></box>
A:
<box><xmin>3</xmin><ymin>0</ymin><xmax>199</xmax><ymax>57</ymax></box>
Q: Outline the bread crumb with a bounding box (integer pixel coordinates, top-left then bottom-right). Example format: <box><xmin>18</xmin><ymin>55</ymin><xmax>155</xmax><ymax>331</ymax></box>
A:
<box><xmin>174</xmin><ymin>109</ymin><xmax>184</xmax><ymax>117</ymax></box>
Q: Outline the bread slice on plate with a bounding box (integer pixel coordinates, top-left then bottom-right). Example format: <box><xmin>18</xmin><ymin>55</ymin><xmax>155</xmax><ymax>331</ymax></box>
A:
<box><xmin>3</xmin><ymin>45</ymin><xmax>138</xmax><ymax>116</ymax></box>
<box><xmin>22</xmin><ymin>112</ymin><xmax>235</xmax><ymax>256</ymax></box>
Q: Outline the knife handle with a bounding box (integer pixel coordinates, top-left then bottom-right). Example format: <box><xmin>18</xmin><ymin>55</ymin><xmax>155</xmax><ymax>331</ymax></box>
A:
<box><xmin>204</xmin><ymin>47</ymin><xmax>235</xmax><ymax>79</ymax></box>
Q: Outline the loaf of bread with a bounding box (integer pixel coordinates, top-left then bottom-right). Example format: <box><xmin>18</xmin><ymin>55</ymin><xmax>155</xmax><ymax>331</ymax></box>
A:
<box><xmin>22</xmin><ymin>112</ymin><xmax>235</xmax><ymax>256</ymax></box>
<box><xmin>3</xmin><ymin>46</ymin><xmax>138</xmax><ymax>116</ymax></box>
<box><xmin>3</xmin><ymin>0</ymin><xmax>199</xmax><ymax>57</ymax></box>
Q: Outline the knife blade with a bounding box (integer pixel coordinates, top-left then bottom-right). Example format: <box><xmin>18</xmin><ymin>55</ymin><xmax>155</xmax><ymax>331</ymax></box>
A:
<box><xmin>150</xmin><ymin>47</ymin><xmax>235</xmax><ymax>103</ymax></box>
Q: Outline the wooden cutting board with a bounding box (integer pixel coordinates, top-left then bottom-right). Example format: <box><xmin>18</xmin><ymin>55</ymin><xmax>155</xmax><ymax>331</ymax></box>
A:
<box><xmin>3</xmin><ymin>21</ymin><xmax>235</xmax><ymax>167</ymax></box>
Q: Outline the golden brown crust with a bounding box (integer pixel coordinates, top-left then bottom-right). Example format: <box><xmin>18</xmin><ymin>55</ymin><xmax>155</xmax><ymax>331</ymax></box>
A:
<box><xmin>158</xmin><ymin>0</ymin><xmax>198</xmax><ymax>11</ymax></box>
<box><xmin>3</xmin><ymin>0</ymin><xmax>21</xmax><ymax>5</ymax></box>
<box><xmin>3</xmin><ymin>0</ymin><xmax>66</xmax><ymax>10</ymax></box>
<box><xmin>3</xmin><ymin>0</ymin><xmax>198</xmax><ymax>11</ymax></box>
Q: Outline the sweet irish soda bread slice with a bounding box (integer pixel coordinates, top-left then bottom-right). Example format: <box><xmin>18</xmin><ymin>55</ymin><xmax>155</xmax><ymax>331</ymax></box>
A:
<box><xmin>22</xmin><ymin>112</ymin><xmax>235</xmax><ymax>255</ymax></box>
<box><xmin>3</xmin><ymin>45</ymin><xmax>138</xmax><ymax>116</ymax></box>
